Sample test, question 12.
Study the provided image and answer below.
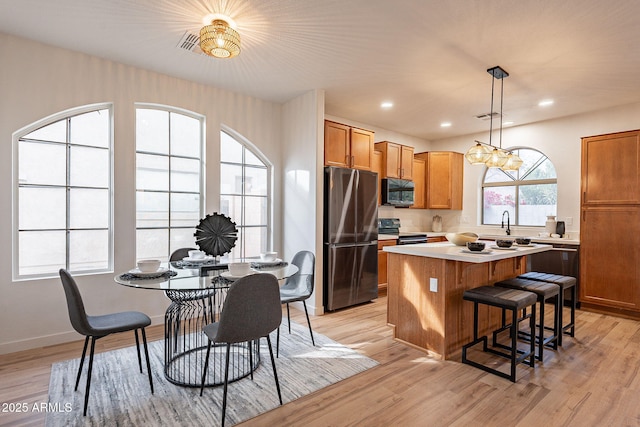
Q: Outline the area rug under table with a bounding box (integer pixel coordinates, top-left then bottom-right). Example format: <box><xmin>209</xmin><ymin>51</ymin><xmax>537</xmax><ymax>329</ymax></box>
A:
<box><xmin>46</xmin><ymin>319</ymin><xmax>378</xmax><ymax>426</ymax></box>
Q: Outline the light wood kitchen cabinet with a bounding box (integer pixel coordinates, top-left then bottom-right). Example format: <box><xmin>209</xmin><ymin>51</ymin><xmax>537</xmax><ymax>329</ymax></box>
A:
<box><xmin>372</xmin><ymin>150</ymin><xmax>383</xmax><ymax>205</ymax></box>
<box><xmin>580</xmin><ymin>130</ymin><xmax>640</xmax><ymax>317</ymax></box>
<box><xmin>374</xmin><ymin>141</ymin><xmax>414</xmax><ymax>179</ymax></box>
<box><xmin>411</xmin><ymin>157</ymin><xmax>426</xmax><ymax>209</ymax></box>
<box><xmin>415</xmin><ymin>151</ymin><xmax>464</xmax><ymax>210</ymax></box>
<box><xmin>324</xmin><ymin>120</ymin><xmax>375</xmax><ymax>170</ymax></box>
<box><xmin>377</xmin><ymin>239</ymin><xmax>397</xmax><ymax>291</ymax></box>
<box><xmin>581</xmin><ymin>130</ymin><xmax>640</xmax><ymax>205</ymax></box>
<box><xmin>580</xmin><ymin>206</ymin><xmax>640</xmax><ymax>312</ymax></box>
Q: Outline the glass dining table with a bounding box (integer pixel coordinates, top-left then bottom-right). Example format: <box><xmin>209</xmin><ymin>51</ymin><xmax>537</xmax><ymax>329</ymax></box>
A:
<box><xmin>114</xmin><ymin>259</ymin><xmax>298</xmax><ymax>388</ymax></box>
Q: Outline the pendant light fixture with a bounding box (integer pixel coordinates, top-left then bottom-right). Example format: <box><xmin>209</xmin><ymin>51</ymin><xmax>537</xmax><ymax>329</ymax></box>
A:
<box><xmin>465</xmin><ymin>66</ymin><xmax>523</xmax><ymax>171</ymax></box>
<box><xmin>200</xmin><ymin>18</ymin><xmax>241</xmax><ymax>59</ymax></box>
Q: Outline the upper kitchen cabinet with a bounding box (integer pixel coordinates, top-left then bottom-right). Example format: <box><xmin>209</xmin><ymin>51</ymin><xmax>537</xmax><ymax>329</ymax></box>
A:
<box><xmin>374</xmin><ymin>141</ymin><xmax>414</xmax><ymax>179</ymax></box>
<box><xmin>324</xmin><ymin>120</ymin><xmax>375</xmax><ymax>170</ymax></box>
<box><xmin>372</xmin><ymin>150</ymin><xmax>383</xmax><ymax>205</ymax></box>
<box><xmin>581</xmin><ymin>130</ymin><xmax>640</xmax><ymax>205</ymax></box>
<box><xmin>411</xmin><ymin>157</ymin><xmax>426</xmax><ymax>209</ymax></box>
<box><xmin>415</xmin><ymin>151</ymin><xmax>463</xmax><ymax>210</ymax></box>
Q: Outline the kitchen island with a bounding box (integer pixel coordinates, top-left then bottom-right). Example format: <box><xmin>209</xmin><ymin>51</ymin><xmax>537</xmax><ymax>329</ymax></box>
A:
<box><xmin>383</xmin><ymin>241</ymin><xmax>551</xmax><ymax>360</ymax></box>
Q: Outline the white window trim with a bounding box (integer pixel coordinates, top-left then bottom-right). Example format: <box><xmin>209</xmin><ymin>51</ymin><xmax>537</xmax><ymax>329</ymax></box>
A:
<box><xmin>12</xmin><ymin>103</ymin><xmax>114</xmax><ymax>281</ymax></box>
<box><xmin>481</xmin><ymin>146</ymin><xmax>557</xmax><ymax>226</ymax></box>
<box><xmin>134</xmin><ymin>103</ymin><xmax>206</xmax><ymax>261</ymax></box>
<box><xmin>220</xmin><ymin>126</ymin><xmax>274</xmax><ymax>255</ymax></box>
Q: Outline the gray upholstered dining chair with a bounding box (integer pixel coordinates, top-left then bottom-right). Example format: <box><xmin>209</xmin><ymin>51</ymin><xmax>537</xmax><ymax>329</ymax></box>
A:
<box><xmin>276</xmin><ymin>250</ymin><xmax>315</xmax><ymax>357</ymax></box>
<box><xmin>58</xmin><ymin>269</ymin><xmax>154</xmax><ymax>416</ymax></box>
<box><xmin>199</xmin><ymin>273</ymin><xmax>283</xmax><ymax>427</ymax></box>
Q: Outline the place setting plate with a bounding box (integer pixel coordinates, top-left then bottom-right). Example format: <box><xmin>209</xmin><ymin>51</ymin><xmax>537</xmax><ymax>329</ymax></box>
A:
<box><xmin>182</xmin><ymin>255</ymin><xmax>215</xmax><ymax>263</ymax></box>
<box><xmin>460</xmin><ymin>249</ymin><xmax>493</xmax><ymax>254</ymax></box>
<box><xmin>220</xmin><ymin>271</ymin><xmax>257</xmax><ymax>281</ymax></box>
<box><xmin>128</xmin><ymin>267</ymin><xmax>169</xmax><ymax>278</ymax></box>
<box><xmin>251</xmin><ymin>258</ymin><xmax>283</xmax><ymax>266</ymax></box>
<box><xmin>490</xmin><ymin>246</ymin><xmax>518</xmax><ymax>250</ymax></box>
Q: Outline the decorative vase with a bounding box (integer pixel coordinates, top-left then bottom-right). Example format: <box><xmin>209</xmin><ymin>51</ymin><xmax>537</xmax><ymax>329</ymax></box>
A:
<box><xmin>545</xmin><ymin>215</ymin><xmax>557</xmax><ymax>235</ymax></box>
<box><xmin>555</xmin><ymin>221</ymin><xmax>565</xmax><ymax>237</ymax></box>
<box><xmin>432</xmin><ymin>215</ymin><xmax>442</xmax><ymax>232</ymax></box>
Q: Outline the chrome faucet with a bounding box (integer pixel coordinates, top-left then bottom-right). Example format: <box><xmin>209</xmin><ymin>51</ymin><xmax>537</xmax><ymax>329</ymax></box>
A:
<box><xmin>501</xmin><ymin>210</ymin><xmax>511</xmax><ymax>235</ymax></box>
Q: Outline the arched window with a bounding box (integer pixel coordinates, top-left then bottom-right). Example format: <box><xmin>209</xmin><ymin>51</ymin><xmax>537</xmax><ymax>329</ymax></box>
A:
<box><xmin>135</xmin><ymin>105</ymin><xmax>204</xmax><ymax>261</ymax></box>
<box><xmin>482</xmin><ymin>148</ymin><xmax>557</xmax><ymax>226</ymax></box>
<box><xmin>219</xmin><ymin>130</ymin><xmax>272</xmax><ymax>259</ymax></box>
<box><xmin>13</xmin><ymin>104</ymin><xmax>113</xmax><ymax>280</ymax></box>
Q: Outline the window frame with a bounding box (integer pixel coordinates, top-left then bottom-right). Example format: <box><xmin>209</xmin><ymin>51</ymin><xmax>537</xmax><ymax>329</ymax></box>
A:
<box><xmin>134</xmin><ymin>103</ymin><xmax>205</xmax><ymax>262</ymax></box>
<box><xmin>12</xmin><ymin>103</ymin><xmax>114</xmax><ymax>281</ymax></box>
<box><xmin>219</xmin><ymin>128</ymin><xmax>273</xmax><ymax>258</ymax></box>
<box><xmin>481</xmin><ymin>147</ymin><xmax>558</xmax><ymax>227</ymax></box>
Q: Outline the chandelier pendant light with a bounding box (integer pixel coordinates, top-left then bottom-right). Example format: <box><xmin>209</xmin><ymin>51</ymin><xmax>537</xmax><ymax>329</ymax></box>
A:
<box><xmin>200</xmin><ymin>19</ymin><xmax>241</xmax><ymax>58</ymax></box>
<box><xmin>465</xmin><ymin>66</ymin><xmax>523</xmax><ymax>171</ymax></box>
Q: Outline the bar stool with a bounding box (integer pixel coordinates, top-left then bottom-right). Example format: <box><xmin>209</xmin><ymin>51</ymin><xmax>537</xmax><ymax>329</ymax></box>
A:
<box><xmin>462</xmin><ymin>286</ymin><xmax>537</xmax><ymax>382</ymax></box>
<box><xmin>494</xmin><ymin>278</ymin><xmax>561</xmax><ymax>361</ymax></box>
<box><xmin>518</xmin><ymin>272</ymin><xmax>576</xmax><ymax>346</ymax></box>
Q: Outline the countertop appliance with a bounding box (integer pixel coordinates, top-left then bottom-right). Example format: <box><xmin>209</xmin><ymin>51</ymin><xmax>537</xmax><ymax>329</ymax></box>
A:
<box><xmin>378</xmin><ymin>218</ymin><xmax>428</xmax><ymax>245</ymax></box>
<box><xmin>323</xmin><ymin>167</ymin><xmax>379</xmax><ymax>311</ymax></box>
<box><xmin>381</xmin><ymin>178</ymin><xmax>414</xmax><ymax>207</ymax></box>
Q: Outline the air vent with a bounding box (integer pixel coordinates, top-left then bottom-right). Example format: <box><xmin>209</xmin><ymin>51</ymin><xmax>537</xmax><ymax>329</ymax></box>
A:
<box><xmin>475</xmin><ymin>112</ymin><xmax>501</xmax><ymax>121</ymax></box>
<box><xmin>177</xmin><ymin>31</ymin><xmax>204</xmax><ymax>55</ymax></box>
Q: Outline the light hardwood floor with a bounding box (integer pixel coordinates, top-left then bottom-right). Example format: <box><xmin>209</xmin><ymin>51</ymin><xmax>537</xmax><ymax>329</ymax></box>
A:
<box><xmin>2</xmin><ymin>293</ymin><xmax>640</xmax><ymax>426</ymax></box>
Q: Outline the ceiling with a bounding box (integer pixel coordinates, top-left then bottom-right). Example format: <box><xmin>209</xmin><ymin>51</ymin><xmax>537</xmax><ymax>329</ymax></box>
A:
<box><xmin>2</xmin><ymin>0</ymin><xmax>640</xmax><ymax>141</ymax></box>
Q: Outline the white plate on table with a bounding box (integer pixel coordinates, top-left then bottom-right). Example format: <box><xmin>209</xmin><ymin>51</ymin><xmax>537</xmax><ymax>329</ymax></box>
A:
<box><xmin>220</xmin><ymin>271</ymin><xmax>256</xmax><ymax>281</ymax></box>
<box><xmin>515</xmin><ymin>243</ymin><xmax>535</xmax><ymax>247</ymax></box>
<box><xmin>128</xmin><ymin>267</ymin><xmax>169</xmax><ymax>278</ymax></box>
<box><xmin>182</xmin><ymin>255</ymin><xmax>214</xmax><ymax>263</ymax></box>
<box><xmin>490</xmin><ymin>245</ymin><xmax>518</xmax><ymax>250</ymax></box>
<box><xmin>252</xmin><ymin>258</ymin><xmax>283</xmax><ymax>266</ymax></box>
<box><xmin>460</xmin><ymin>249</ymin><xmax>493</xmax><ymax>255</ymax></box>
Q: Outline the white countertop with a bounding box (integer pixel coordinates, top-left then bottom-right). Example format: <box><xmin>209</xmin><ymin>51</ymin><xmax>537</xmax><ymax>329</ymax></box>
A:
<box><xmin>383</xmin><ymin>241</ymin><xmax>552</xmax><ymax>263</ymax></box>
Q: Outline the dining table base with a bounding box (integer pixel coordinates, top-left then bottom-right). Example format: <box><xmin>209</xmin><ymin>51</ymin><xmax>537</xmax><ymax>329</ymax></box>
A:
<box><xmin>163</xmin><ymin>289</ymin><xmax>261</xmax><ymax>387</ymax></box>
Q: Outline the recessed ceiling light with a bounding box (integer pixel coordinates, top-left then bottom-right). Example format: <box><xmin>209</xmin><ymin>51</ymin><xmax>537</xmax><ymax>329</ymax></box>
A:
<box><xmin>440</xmin><ymin>122</ymin><xmax>452</xmax><ymax>128</ymax></box>
<box><xmin>503</xmin><ymin>121</ymin><xmax>514</xmax><ymax>126</ymax></box>
<box><xmin>538</xmin><ymin>99</ymin><xmax>554</xmax><ymax>107</ymax></box>
<box><xmin>381</xmin><ymin>101</ymin><xmax>393</xmax><ymax>109</ymax></box>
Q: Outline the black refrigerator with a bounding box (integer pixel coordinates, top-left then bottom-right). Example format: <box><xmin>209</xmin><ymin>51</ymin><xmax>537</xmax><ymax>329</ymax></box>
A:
<box><xmin>323</xmin><ymin>166</ymin><xmax>378</xmax><ymax>311</ymax></box>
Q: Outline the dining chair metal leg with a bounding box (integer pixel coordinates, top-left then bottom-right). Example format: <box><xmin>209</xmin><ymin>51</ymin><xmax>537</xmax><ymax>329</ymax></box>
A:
<box><xmin>266</xmin><ymin>335</ymin><xmax>283</xmax><ymax>405</ymax></box>
<box><xmin>302</xmin><ymin>301</ymin><xmax>315</xmax><ymax>346</ymax></box>
<box><xmin>141</xmin><ymin>328</ymin><xmax>154</xmax><ymax>394</ymax></box>
<box><xmin>248</xmin><ymin>340</ymin><xmax>254</xmax><ymax>380</ymax></box>
<box><xmin>286</xmin><ymin>303</ymin><xmax>291</xmax><ymax>333</ymax></box>
<box><xmin>221</xmin><ymin>343</ymin><xmax>232</xmax><ymax>427</ymax></box>
<box><xmin>83</xmin><ymin>337</ymin><xmax>97</xmax><ymax>416</ymax></box>
<box><xmin>199</xmin><ymin>341</ymin><xmax>212</xmax><ymax>397</ymax></box>
<box><xmin>276</xmin><ymin>327</ymin><xmax>280</xmax><ymax>358</ymax></box>
<box><xmin>75</xmin><ymin>336</ymin><xmax>89</xmax><ymax>391</ymax></box>
<box><xmin>134</xmin><ymin>329</ymin><xmax>143</xmax><ymax>373</ymax></box>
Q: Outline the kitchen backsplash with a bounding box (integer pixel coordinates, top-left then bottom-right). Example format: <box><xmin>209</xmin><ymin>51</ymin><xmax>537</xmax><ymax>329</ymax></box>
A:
<box><xmin>377</xmin><ymin>206</ymin><xmax>579</xmax><ymax>240</ymax></box>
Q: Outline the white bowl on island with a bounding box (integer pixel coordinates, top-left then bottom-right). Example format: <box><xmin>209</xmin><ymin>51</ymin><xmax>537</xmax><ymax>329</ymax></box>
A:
<box><xmin>445</xmin><ymin>232</ymin><xmax>479</xmax><ymax>246</ymax></box>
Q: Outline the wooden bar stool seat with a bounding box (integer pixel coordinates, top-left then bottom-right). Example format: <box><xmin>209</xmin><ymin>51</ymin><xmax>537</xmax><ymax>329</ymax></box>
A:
<box><xmin>518</xmin><ymin>272</ymin><xmax>577</xmax><ymax>346</ymax></box>
<box><xmin>462</xmin><ymin>286</ymin><xmax>537</xmax><ymax>382</ymax></box>
<box><xmin>495</xmin><ymin>278</ymin><xmax>561</xmax><ymax>361</ymax></box>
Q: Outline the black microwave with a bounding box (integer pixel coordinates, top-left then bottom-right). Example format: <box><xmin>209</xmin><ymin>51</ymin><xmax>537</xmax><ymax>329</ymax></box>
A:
<box><xmin>381</xmin><ymin>178</ymin><xmax>414</xmax><ymax>207</ymax></box>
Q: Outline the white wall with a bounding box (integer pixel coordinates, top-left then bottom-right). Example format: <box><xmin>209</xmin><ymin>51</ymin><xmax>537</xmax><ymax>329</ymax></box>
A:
<box><xmin>0</xmin><ymin>33</ymin><xmax>285</xmax><ymax>353</ymax></box>
<box><xmin>282</xmin><ymin>90</ymin><xmax>324</xmax><ymax>315</ymax></box>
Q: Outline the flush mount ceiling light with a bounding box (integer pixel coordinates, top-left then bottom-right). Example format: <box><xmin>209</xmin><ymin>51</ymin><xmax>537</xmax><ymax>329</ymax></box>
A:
<box><xmin>465</xmin><ymin>66</ymin><xmax>523</xmax><ymax>171</ymax></box>
<box><xmin>200</xmin><ymin>18</ymin><xmax>240</xmax><ymax>58</ymax></box>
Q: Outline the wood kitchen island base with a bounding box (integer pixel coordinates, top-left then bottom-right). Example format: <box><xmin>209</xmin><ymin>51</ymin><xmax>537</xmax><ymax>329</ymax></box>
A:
<box><xmin>386</xmin><ymin>251</ymin><xmax>530</xmax><ymax>360</ymax></box>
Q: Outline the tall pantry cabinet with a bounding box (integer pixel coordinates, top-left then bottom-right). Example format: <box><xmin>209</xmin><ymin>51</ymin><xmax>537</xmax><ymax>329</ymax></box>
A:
<box><xmin>580</xmin><ymin>130</ymin><xmax>640</xmax><ymax>315</ymax></box>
